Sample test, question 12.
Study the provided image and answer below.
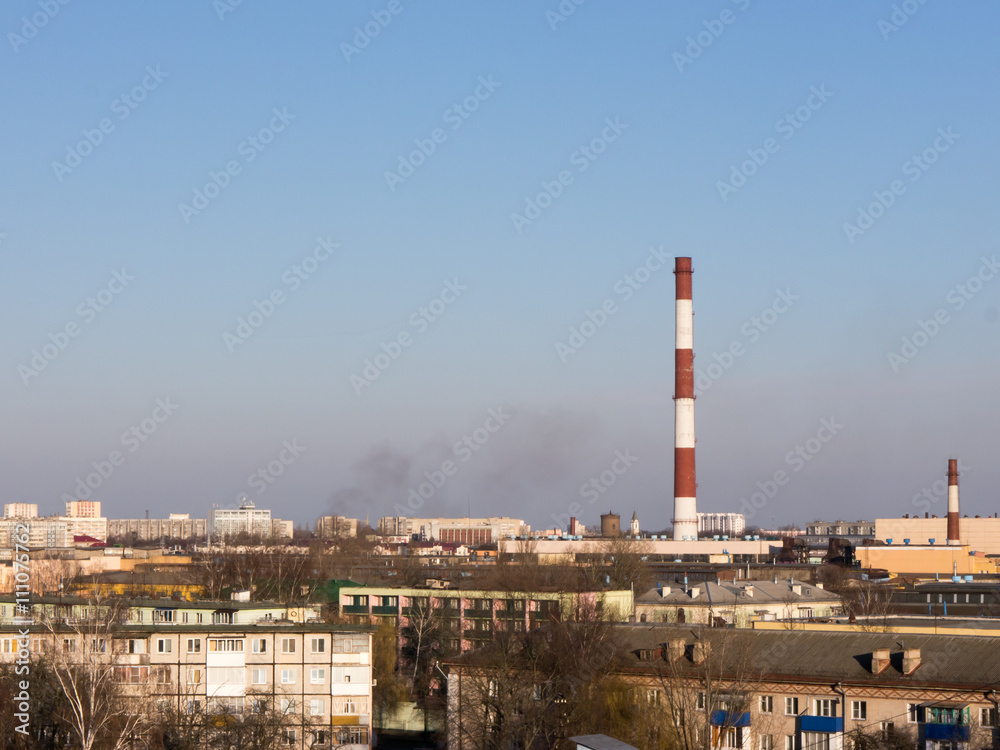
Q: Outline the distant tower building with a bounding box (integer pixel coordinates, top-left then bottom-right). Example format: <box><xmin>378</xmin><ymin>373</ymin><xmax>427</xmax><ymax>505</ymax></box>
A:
<box><xmin>600</xmin><ymin>512</ymin><xmax>621</xmax><ymax>537</ymax></box>
<box><xmin>630</xmin><ymin>511</ymin><xmax>640</xmax><ymax>537</ymax></box>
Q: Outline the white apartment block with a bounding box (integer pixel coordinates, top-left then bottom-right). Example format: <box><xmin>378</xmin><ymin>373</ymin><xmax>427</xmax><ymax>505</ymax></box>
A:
<box><xmin>213</xmin><ymin>500</ymin><xmax>291</xmax><ymax>539</ymax></box>
<box><xmin>698</xmin><ymin>512</ymin><xmax>747</xmax><ymax>537</ymax></box>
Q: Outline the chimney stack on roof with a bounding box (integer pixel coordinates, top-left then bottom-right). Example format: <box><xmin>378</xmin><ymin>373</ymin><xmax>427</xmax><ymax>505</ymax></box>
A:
<box><xmin>871</xmin><ymin>648</ymin><xmax>891</xmax><ymax>675</ymax></box>
<box><xmin>902</xmin><ymin>648</ymin><xmax>922</xmax><ymax>676</ymax></box>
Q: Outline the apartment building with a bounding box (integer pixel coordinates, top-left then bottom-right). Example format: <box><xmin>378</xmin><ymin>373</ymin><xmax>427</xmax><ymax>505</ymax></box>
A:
<box><xmin>698</xmin><ymin>512</ymin><xmax>747</xmax><ymax>537</ymax></box>
<box><xmin>447</xmin><ymin>625</ymin><xmax>1000</xmax><ymax>750</ymax></box>
<box><xmin>0</xmin><ymin>505</ymin><xmax>108</xmax><ymax>547</ymax></box>
<box><xmin>65</xmin><ymin>500</ymin><xmax>102</xmax><ymax>518</ymax></box>
<box><xmin>340</xmin><ymin>585</ymin><xmax>633</xmax><ymax>652</ymax></box>
<box><xmin>0</xmin><ymin>597</ymin><xmax>373</xmax><ymax>749</ymax></box>
<box><xmin>108</xmin><ymin>513</ymin><xmax>208</xmax><ymax>543</ymax></box>
<box><xmin>212</xmin><ymin>500</ymin><xmax>292</xmax><ymax>539</ymax></box>
<box><xmin>316</xmin><ymin>515</ymin><xmax>359</xmax><ymax>539</ymax></box>
<box><xmin>3</xmin><ymin>503</ymin><xmax>38</xmax><ymax>518</ymax></box>
<box><xmin>635</xmin><ymin>578</ymin><xmax>843</xmax><ymax>627</ymax></box>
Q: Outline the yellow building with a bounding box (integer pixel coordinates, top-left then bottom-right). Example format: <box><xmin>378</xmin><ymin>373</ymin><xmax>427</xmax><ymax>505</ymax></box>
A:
<box><xmin>855</xmin><ymin>543</ymin><xmax>999</xmax><ymax>577</ymax></box>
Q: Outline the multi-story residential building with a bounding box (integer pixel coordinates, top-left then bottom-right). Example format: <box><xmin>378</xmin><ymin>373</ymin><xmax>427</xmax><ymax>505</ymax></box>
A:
<box><xmin>212</xmin><ymin>500</ymin><xmax>291</xmax><ymax>539</ymax></box>
<box><xmin>0</xmin><ymin>596</ymin><xmax>373</xmax><ymax>749</ymax></box>
<box><xmin>339</xmin><ymin>585</ymin><xmax>633</xmax><ymax>653</ymax></box>
<box><xmin>805</xmin><ymin>520</ymin><xmax>875</xmax><ymax>538</ymax></box>
<box><xmin>446</xmin><ymin>625</ymin><xmax>1000</xmax><ymax>750</ymax></box>
<box><xmin>316</xmin><ymin>515</ymin><xmax>359</xmax><ymax>539</ymax></box>
<box><xmin>376</xmin><ymin>516</ymin><xmax>529</xmax><ymax>543</ymax></box>
<box><xmin>3</xmin><ymin>503</ymin><xmax>38</xmax><ymax>518</ymax></box>
<box><xmin>108</xmin><ymin>513</ymin><xmax>208</xmax><ymax>543</ymax></box>
<box><xmin>65</xmin><ymin>500</ymin><xmax>102</xmax><ymax>518</ymax></box>
<box><xmin>635</xmin><ymin>578</ymin><xmax>843</xmax><ymax>627</ymax></box>
<box><xmin>0</xmin><ymin>513</ymin><xmax>108</xmax><ymax>547</ymax></box>
<box><xmin>698</xmin><ymin>512</ymin><xmax>747</xmax><ymax>537</ymax></box>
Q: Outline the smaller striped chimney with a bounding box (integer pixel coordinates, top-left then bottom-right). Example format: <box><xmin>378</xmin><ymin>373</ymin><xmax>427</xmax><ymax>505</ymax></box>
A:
<box><xmin>947</xmin><ymin>459</ymin><xmax>960</xmax><ymax>545</ymax></box>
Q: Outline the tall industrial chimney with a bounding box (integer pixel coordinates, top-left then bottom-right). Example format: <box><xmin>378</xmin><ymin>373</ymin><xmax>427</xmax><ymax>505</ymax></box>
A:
<box><xmin>947</xmin><ymin>459</ymin><xmax>960</xmax><ymax>545</ymax></box>
<box><xmin>673</xmin><ymin>257</ymin><xmax>697</xmax><ymax>541</ymax></box>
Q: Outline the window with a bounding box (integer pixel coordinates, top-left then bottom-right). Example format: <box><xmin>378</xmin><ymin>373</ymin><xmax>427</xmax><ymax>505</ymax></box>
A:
<box><xmin>814</xmin><ymin>699</ymin><xmax>836</xmax><ymax>717</ymax></box>
<box><xmin>127</xmin><ymin>639</ymin><xmax>144</xmax><ymax>654</ymax></box>
<box><xmin>153</xmin><ymin>608</ymin><xmax>175</xmax><ymax>624</ymax></box>
<box><xmin>908</xmin><ymin>704</ymin><xmax>920</xmax><ymax>723</ymax></box>
<box><xmin>213</xmin><ymin>610</ymin><xmax>235</xmax><ymax>624</ymax></box>
<box><xmin>309</xmin><ymin>698</ymin><xmax>324</xmax><ymax>716</ymax></box>
<box><xmin>91</xmin><ymin>638</ymin><xmax>107</xmax><ymax>652</ymax></box>
<box><xmin>196</xmin><ymin>612</ymin><xmax>203</xmax><ymax>623</ymax></box>
<box><xmin>718</xmin><ymin>727</ymin><xmax>741</xmax><ymax>748</ymax></box>
<box><xmin>185</xmin><ymin>699</ymin><xmax>202</xmax><ymax>715</ymax></box>
<box><xmin>157</xmin><ymin>638</ymin><xmax>172</xmax><ymax>654</ymax></box>
<box><xmin>785</xmin><ymin>697</ymin><xmax>799</xmax><ymax>716</ymax></box>
<box><xmin>852</xmin><ymin>701</ymin><xmax>867</xmax><ymax>720</ymax></box>
<box><xmin>311</xmin><ymin>668</ymin><xmax>326</xmax><ymax>685</ymax></box>
<box><xmin>187</xmin><ymin>638</ymin><xmax>200</xmax><ymax>654</ymax></box>
<box><xmin>880</xmin><ymin>722</ymin><xmax>895</xmax><ymax>741</ymax></box>
<box><xmin>760</xmin><ymin>735</ymin><xmax>774</xmax><ymax>750</ymax></box>
<box><xmin>208</xmin><ymin>638</ymin><xmax>243</xmax><ymax>652</ymax></box>
<box><xmin>251</xmin><ymin>668</ymin><xmax>267</xmax><ymax>685</ymax></box>
<box><xmin>281</xmin><ymin>637</ymin><xmax>296</xmax><ymax>654</ymax></box>
<box><xmin>182</xmin><ymin>612</ymin><xmax>189</xmax><ymax>623</ymax></box>
<box><xmin>314</xmin><ymin>731</ymin><xmax>327</xmax><ymax>745</ymax></box>
<box><xmin>281</xmin><ymin>668</ymin><xmax>296</xmax><ymax>684</ymax></box>
<box><xmin>696</xmin><ymin>692</ymin><xmax>706</xmax><ymax>710</ymax></box>
<box><xmin>63</xmin><ymin>639</ymin><xmax>75</xmax><ymax>653</ymax></box>
<box><xmin>155</xmin><ymin>666</ymin><xmax>171</xmax><ymax>684</ymax></box>
<box><xmin>785</xmin><ymin>736</ymin><xmax>797</xmax><ymax>750</ymax></box>
<box><xmin>282</xmin><ymin>730</ymin><xmax>296</xmax><ymax>746</ymax></box>
<box><xmin>760</xmin><ymin>695</ymin><xmax>774</xmax><ymax>714</ymax></box>
<box><xmin>187</xmin><ymin>668</ymin><xmax>203</xmax><ymax>685</ymax></box>
<box><xmin>280</xmin><ymin>698</ymin><xmax>296</xmax><ymax>714</ymax></box>
<box><xmin>311</xmin><ymin>637</ymin><xmax>325</xmax><ymax>654</ymax></box>
<box><xmin>803</xmin><ymin>733</ymin><xmax>829</xmax><ymax>750</ymax></box>
<box><xmin>207</xmin><ymin>667</ymin><xmax>245</xmax><ymax>684</ymax></box>
<box><xmin>114</xmin><ymin>666</ymin><xmax>148</xmax><ymax>684</ymax></box>
<box><xmin>981</xmin><ymin>707</ymin><xmax>998</xmax><ymax>727</ymax></box>
<box><xmin>252</xmin><ymin>638</ymin><xmax>267</xmax><ymax>654</ymax></box>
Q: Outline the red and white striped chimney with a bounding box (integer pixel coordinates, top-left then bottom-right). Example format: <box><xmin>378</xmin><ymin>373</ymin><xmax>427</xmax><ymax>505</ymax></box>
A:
<box><xmin>673</xmin><ymin>257</ymin><xmax>697</xmax><ymax>541</ymax></box>
<box><xmin>947</xmin><ymin>459</ymin><xmax>960</xmax><ymax>545</ymax></box>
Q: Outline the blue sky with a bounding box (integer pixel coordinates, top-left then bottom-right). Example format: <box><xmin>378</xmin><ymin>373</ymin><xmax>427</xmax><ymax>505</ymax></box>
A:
<box><xmin>2</xmin><ymin>1</ymin><xmax>999</xmax><ymax>531</ymax></box>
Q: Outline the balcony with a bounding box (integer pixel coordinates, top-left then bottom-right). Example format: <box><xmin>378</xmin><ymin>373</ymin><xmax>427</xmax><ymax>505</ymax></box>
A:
<box><xmin>463</xmin><ymin>628</ymin><xmax>493</xmax><ymax>640</ymax></box>
<box><xmin>711</xmin><ymin>711</ymin><xmax>751</xmax><ymax>728</ymax></box>
<box><xmin>464</xmin><ymin>608</ymin><xmax>493</xmax><ymax>619</ymax></box>
<box><xmin>799</xmin><ymin>716</ymin><xmax>844</xmax><ymax>733</ymax></box>
<box><xmin>371</xmin><ymin>605</ymin><xmax>398</xmax><ymax>616</ymax></box>
<box><xmin>925</xmin><ymin>725</ymin><xmax>971</xmax><ymax>742</ymax></box>
<box><xmin>496</xmin><ymin>609</ymin><xmax>525</xmax><ymax>619</ymax></box>
<box><xmin>341</xmin><ymin>605</ymin><xmax>369</xmax><ymax>615</ymax></box>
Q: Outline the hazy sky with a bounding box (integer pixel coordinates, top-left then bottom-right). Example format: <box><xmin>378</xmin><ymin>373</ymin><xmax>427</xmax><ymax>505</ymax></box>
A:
<box><xmin>3</xmin><ymin>2</ymin><xmax>999</xmax><ymax>532</ymax></box>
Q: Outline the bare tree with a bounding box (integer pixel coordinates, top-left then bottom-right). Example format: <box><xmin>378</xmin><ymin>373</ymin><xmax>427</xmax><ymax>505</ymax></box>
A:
<box><xmin>448</xmin><ymin>604</ymin><xmax>635</xmax><ymax>749</ymax></box>
<box><xmin>841</xmin><ymin>579</ymin><xmax>894</xmax><ymax>632</ymax></box>
<box><xmin>655</xmin><ymin>629</ymin><xmax>776</xmax><ymax>750</ymax></box>
<box><xmin>39</xmin><ymin>596</ymin><xmax>142</xmax><ymax>750</ymax></box>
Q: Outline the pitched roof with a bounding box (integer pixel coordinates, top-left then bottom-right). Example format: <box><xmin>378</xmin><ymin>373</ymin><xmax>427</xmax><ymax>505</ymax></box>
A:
<box><xmin>636</xmin><ymin>579</ymin><xmax>841</xmax><ymax>607</ymax></box>
<box><xmin>617</xmin><ymin>625</ymin><xmax>1000</xmax><ymax>689</ymax></box>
